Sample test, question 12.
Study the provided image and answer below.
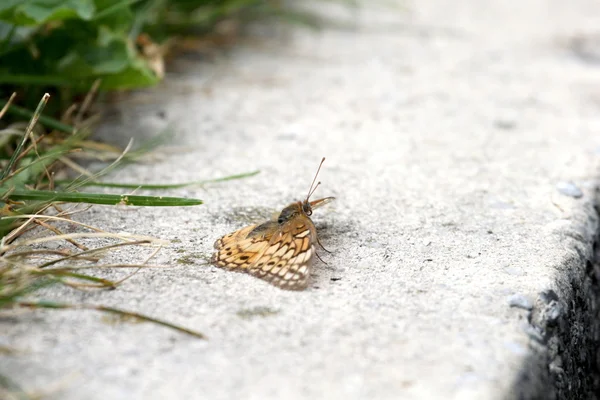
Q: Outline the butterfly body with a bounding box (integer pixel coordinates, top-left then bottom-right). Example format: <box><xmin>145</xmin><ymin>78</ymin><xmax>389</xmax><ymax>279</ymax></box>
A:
<box><xmin>211</xmin><ymin>197</ymin><xmax>334</xmax><ymax>290</ymax></box>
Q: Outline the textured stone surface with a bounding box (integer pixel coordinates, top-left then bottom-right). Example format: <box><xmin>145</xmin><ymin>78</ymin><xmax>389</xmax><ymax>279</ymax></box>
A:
<box><xmin>3</xmin><ymin>1</ymin><xmax>600</xmax><ymax>399</ymax></box>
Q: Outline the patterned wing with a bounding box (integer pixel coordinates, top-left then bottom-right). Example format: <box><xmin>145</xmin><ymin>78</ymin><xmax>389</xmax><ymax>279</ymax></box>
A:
<box><xmin>211</xmin><ymin>216</ymin><xmax>318</xmax><ymax>290</ymax></box>
<box><xmin>247</xmin><ymin>215</ymin><xmax>317</xmax><ymax>290</ymax></box>
<box><xmin>213</xmin><ymin>224</ymin><xmax>258</xmax><ymax>251</ymax></box>
<box><xmin>211</xmin><ymin>222</ymin><xmax>275</xmax><ymax>271</ymax></box>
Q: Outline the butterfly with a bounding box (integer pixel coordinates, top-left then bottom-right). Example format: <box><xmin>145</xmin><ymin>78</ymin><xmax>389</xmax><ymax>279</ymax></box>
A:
<box><xmin>211</xmin><ymin>158</ymin><xmax>334</xmax><ymax>290</ymax></box>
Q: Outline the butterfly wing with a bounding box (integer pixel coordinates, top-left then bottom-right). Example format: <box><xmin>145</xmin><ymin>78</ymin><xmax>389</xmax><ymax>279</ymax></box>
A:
<box><xmin>211</xmin><ymin>215</ymin><xmax>317</xmax><ymax>290</ymax></box>
<box><xmin>211</xmin><ymin>221</ymin><xmax>276</xmax><ymax>271</ymax></box>
<box><xmin>247</xmin><ymin>214</ymin><xmax>316</xmax><ymax>290</ymax></box>
<box><xmin>213</xmin><ymin>223</ymin><xmax>258</xmax><ymax>251</ymax></box>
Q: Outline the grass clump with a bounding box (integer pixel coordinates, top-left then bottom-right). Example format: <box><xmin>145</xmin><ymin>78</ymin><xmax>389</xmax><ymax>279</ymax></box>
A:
<box><xmin>0</xmin><ymin>91</ymin><xmax>201</xmax><ymax>333</ymax></box>
<box><xmin>0</xmin><ymin>90</ymin><xmax>256</xmax><ymax>332</ymax></box>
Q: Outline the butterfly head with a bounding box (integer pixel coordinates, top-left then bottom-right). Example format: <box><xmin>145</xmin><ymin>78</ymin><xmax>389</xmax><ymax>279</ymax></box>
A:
<box><xmin>276</xmin><ymin>157</ymin><xmax>334</xmax><ymax>225</ymax></box>
<box><xmin>277</xmin><ymin>202</ymin><xmax>304</xmax><ymax>224</ymax></box>
<box><xmin>276</xmin><ymin>197</ymin><xmax>334</xmax><ymax>225</ymax></box>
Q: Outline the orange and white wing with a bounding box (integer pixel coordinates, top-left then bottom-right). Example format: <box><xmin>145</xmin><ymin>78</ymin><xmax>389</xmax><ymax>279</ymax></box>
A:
<box><xmin>211</xmin><ymin>222</ymin><xmax>272</xmax><ymax>271</ymax></box>
<box><xmin>213</xmin><ymin>224</ymin><xmax>258</xmax><ymax>252</ymax></box>
<box><xmin>247</xmin><ymin>216</ymin><xmax>317</xmax><ymax>290</ymax></box>
<box><xmin>211</xmin><ymin>217</ymin><xmax>317</xmax><ymax>290</ymax></box>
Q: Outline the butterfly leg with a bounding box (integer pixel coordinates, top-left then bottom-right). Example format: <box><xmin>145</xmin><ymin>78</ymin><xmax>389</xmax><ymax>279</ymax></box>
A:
<box><xmin>316</xmin><ymin>235</ymin><xmax>332</xmax><ymax>254</ymax></box>
<box><xmin>315</xmin><ymin>250</ymin><xmax>328</xmax><ymax>265</ymax></box>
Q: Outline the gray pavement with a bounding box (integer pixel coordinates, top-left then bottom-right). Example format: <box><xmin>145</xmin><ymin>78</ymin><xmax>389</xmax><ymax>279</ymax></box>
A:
<box><xmin>3</xmin><ymin>0</ymin><xmax>600</xmax><ymax>399</ymax></box>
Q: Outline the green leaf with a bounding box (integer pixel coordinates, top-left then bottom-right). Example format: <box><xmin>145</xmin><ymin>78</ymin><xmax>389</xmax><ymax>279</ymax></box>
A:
<box><xmin>98</xmin><ymin>60</ymin><xmax>159</xmax><ymax>90</ymax></box>
<box><xmin>93</xmin><ymin>0</ymin><xmax>137</xmax><ymax>31</ymax></box>
<box><xmin>53</xmin><ymin>23</ymin><xmax>158</xmax><ymax>89</ymax></box>
<box><xmin>0</xmin><ymin>0</ymin><xmax>97</xmax><ymax>26</ymax></box>
<box><xmin>57</xmin><ymin>25</ymin><xmax>131</xmax><ymax>76</ymax></box>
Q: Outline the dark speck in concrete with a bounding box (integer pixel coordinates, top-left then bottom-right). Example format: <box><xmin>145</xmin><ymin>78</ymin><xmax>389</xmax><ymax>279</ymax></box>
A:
<box><xmin>494</xmin><ymin>119</ymin><xmax>517</xmax><ymax>130</ymax></box>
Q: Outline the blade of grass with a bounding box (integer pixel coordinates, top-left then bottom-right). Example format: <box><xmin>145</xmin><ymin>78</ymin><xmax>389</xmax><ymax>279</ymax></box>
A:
<box><xmin>0</xmin><ymin>277</ymin><xmax>57</xmax><ymax>307</ymax></box>
<box><xmin>2</xmin><ymin>214</ymin><xmax>107</xmax><ymax>234</ymax></box>
<box><xmin>1</xmin><ymin>232</ymin><xmax>167</xmax><ymax>254</ymax></box>
<box><xmin>32</xmin><ymin>269</ymin><xmax>118</xmax><ymax>288</ymax></box>
<box><xmin>0</xmin><ymin>99</ymin><xmax>76</xmax><ymax>135</ymax></box>
<box><xmin>58</xmin><ymin>170</ymin><xmax>260</xmax><ymax>189</ymax></box>
<box><xmin>42</xmin><ymin>263</ymin><xmax>171</xmax><ymax>271</ymax></box>
<box><xmin>74</xmin><ymin>79</ymin><xmax>101</xmax><ymax>127</ymax></box>
<box><xmin>0</xmin><ymin>147</ymin><xmax>72</xmax><ymax>187</ymax></box>
<box><xmin>108</xmin><ymin>244</ymin><xmax>161</xmax><ymax>286</ymax></box>
<box><xmin>4</xmin><ymin>249</ymin><xmax>72</xmax><ymax>259</ymax></box>
<box><xmin>1</xmin><ymin>94</ymin><xmax>50</xmax><ymax>181</ymax></box>
<box><xmin>0</xmin><ymin>92</ymin><xmax>16</xmax><ymax>120</ymax></box>
<box><xmin>50</xmin><ymin>130</ymin><xmax>174</xmax><ymax>191</ymax></box>
<box><xmin>38</xmin><ymin>240</ymin><xmax>151</xmax><ymax>268</ymax></box>
<box><xmin>114</xmin><ymin>129</ymin><xmax>174</xmax><ymax>163</ymax></box>
<box><xmin>33</xmin><ymin>218</ymin><xmax>88</xmax><ymax>251</ymax></box>
<box><xmin>65</xmin><ymin>138</ymin><xmax>134</xmax><ymax>190</ymax></box>
<box><xmin>15</xmin><ymin>301</ymin><xmax>207</xmax><ymax>339</ymax></box>
<box><xmin>5</xmin><ymin>189</ymin><xmax>203</xmax><ymax>206</ymax></box>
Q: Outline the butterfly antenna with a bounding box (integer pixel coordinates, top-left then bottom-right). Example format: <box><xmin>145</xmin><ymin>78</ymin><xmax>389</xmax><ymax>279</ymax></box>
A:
<box><xmin>306</xmin><ymin>157</ymin><xmax>326</xmax><ymax>201</ymax></box>
<box><xmin>308</xmin><ymin>181</ymin><xmax>321</xmax><ymax>200</ymax></box>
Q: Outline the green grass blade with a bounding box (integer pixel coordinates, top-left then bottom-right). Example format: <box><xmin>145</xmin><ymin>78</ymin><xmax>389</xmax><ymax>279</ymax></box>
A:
<box><xmin>115</xmin><ymin>129</ymin><xmax>174</xmax><ymax>163</ymax></box>
<box><xmin>16</xmin><ymin>301</ymin><xmax>207</xmax><ymax>339</ymax></box>
<box><xmin>0</xmin><ymin>277</ymin><xmax>57</xmax><ymax>307</ymax></box>
<box><xmin>58</xmin><ymin>170</ymin><xmax>260</xmax><ymax>190</ymax></box>
<box><xmin>0</xmin><ymin>99</ymin><xmax>76</xmax><ymax>135</ymax></box>
<box><xmin>32</xmin><ymin>269</ymin><xmax>118</xmax><ymax>288</ymax></box>
<box><xmin>64</xmin><ymin>130</ymin><xmax>176</xmax><ymax>192</ymax></box>
<box><xmin>0</xmin><ymin>147</ymin><xmax>72</xmax><ymax>188</ymax></box>
<box><xmin>37</xmin><ymin>240</ymin><xmax>151</xmax><ymax>269</ymax></box>
<box><xmin>0</xmin><ymin>94</ymin><xmax>50</xmax><ymax>181</ymax></box>
<box><xmin>5</xmin><ymin>189</ymin><xmax>203</xmax><ymax>206</ymax></box>
<box><xmin>64</xmin><ymin>138</ymin><xmax>135</xmax><ymax>191</ymax></box>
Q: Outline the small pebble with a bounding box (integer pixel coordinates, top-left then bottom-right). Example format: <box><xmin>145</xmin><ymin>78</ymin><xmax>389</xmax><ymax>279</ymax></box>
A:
<box><xmin>556</xmin><ymin>181</ymin><xmax>583</xmax><ymax>198</ymax></box>
<box><xmin>508</xmin><ymin>294</ymin><xmax>533</xmax><ymax>310</ymax></box>
<box><xmin>544</xmin><ymin>301</ymin><xmax>563</xmax><ymax>324</ymax></box>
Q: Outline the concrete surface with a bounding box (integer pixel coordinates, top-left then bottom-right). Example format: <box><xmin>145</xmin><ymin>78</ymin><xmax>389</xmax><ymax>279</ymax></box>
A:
<box><xmin>3</xmin><ymin>0</ymin><xmax>600</xmax><ymax>399</ymax></box>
